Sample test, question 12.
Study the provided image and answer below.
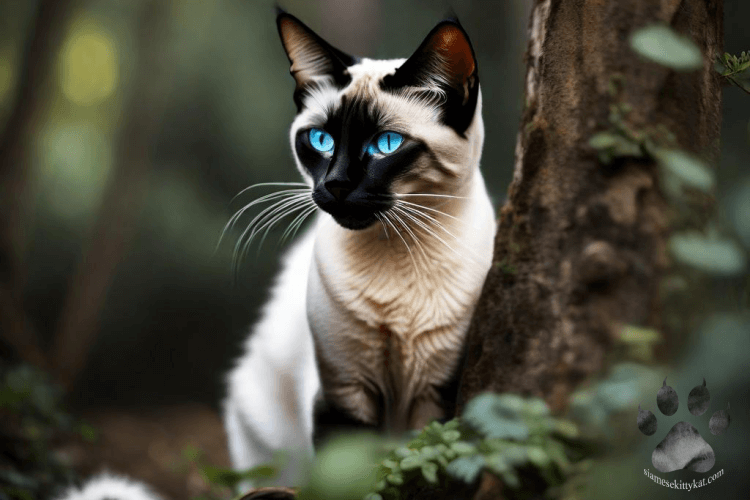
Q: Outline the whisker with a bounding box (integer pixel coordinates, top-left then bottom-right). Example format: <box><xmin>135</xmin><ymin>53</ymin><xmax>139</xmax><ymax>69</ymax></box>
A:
<box><xmin>384</xmin><ymin>210</ymin><xmax>422</xmax><ymax>279</ymax></box>
<box><xmin>395</xmin><ymin>199</ymin><xmax>462</xmax><ymax>223</ymax></box>
<box><xmin>232</xmin><ymin>197</ymin><xmax>312</xmax><ymax>280</ymax></box>
<box><xmin>217</xmin><ymin>188</ymin><xmax>310</xmax><ymax>251</ymax></box>
<box><xmin>233</xmin><ymin>192</ymin><xmax>310</xmax><ymax>255</ymax></box>
<box><xmin>280</xmin><ymin>203</ymin><xmax>318</xmax><ymax>246</ymax></box>
<box><xmin>395</xmin><ymin>193</ymin><xmax>467</xmax><ymax>200</ymax></box>
<box><xmin>244</xmin><ymin>196</ymin><xmax>312</xmax><ymax>257</ymax></box>
<box><xmin>374</xmin><ymin>213</ymin><xmax>390</xmax><ymax>240</ymax></box>
<box><xmin>392</xmin><ymin>205</ymin><xmax>464</xmax><ymax>262</ymax></box>
<box><xmin>232</xmin><ymin>193</ymin><xmax>311</xmax><ymax>270</ymax></box>
<box><xmin>395</xmin><ymin>203</ymin><xmax>484</xmax><ymax>266</ymax></box>
<box><xmin>230</xmin><ymin>182</ymin><xmax>309</xmax><ymax>204</ymax></box>
<box><xmin>389</xmin><ymin>208</ymin><xmax>429</xmax><ymax>263</ymax></box>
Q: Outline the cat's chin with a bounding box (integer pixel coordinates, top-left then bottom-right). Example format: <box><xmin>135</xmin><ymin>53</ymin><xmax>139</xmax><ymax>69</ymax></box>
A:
<box><xmin>331</xmin><ymin>214</ymin><xmax>379</xmax><ymax>231</ymax></box>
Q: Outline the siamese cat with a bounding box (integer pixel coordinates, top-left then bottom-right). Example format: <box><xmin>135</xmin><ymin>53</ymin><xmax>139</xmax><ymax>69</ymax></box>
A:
<box><xmin>223</xmin><ymin>10</ymin><xmax>495</xmax><ymax>489</ymax></box>
<box><xmin>55</xmin><ymin>10</ymin><xmax>495</xmax><ymax>499</ymax></box>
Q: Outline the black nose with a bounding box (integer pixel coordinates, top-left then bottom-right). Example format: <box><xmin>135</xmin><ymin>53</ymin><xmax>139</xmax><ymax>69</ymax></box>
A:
<box><xmin>325</xmin><ymin>181</ymin><xmax>353</xmax><ymax>201</ymax></box>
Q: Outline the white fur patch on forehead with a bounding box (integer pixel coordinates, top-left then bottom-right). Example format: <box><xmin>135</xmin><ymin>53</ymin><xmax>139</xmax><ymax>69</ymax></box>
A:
<box><xmin>293</xmin><ymin>83</ymin><xmax>341</xmax><ymax>130</ymax></box>
<box><xmin>347</xmin><ymin>58</ymin><xmax>406</xmax><ymax>79</ymax></box>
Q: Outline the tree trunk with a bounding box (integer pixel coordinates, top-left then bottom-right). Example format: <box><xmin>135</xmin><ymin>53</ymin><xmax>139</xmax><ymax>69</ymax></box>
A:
<box><xmin>457</xmin><ymin>0</ymin><xmax>723</xmax><ymax>414</ymax></box>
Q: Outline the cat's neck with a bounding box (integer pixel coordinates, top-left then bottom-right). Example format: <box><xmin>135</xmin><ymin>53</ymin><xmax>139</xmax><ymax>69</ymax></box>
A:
<box><xmin>313</xmin><ymin>168</ymin><xmax>493</xmax><ymax>288</ymax></box>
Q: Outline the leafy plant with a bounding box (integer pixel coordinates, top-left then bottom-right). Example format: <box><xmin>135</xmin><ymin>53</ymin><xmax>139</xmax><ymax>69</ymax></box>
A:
<box><xmin>361</xmin><ymin>394</ymin><xmax>578</xmax><ymax>500</ymax></box>
<box><xmin>716</xmin><ymin>51</ymin><xmax>750</xmax><ymax>94</ymax></box>
<box><xmin>0</xmin><ymin>363</ymin><xmax>89</xmax><ymax>500</ymax></box>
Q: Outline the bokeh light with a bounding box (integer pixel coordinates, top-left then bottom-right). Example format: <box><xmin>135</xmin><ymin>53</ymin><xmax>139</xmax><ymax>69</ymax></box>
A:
<box><xmin>38</xmin><ymin>122</ymin><xmax>113</xmax><ymax>224</ymax></box>
<box><xmin>59</xmin><ymin>17</ymin><xmax>119</xmax><ymax>106</ymax></box>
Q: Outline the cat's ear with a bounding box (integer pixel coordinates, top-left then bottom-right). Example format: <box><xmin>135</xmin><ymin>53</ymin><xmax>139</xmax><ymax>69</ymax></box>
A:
<box><xmin>382</xmin><ymin>20</ymin><xmax>479</xmax><ymax>135</ymax></box>
<box><xmin>277</xmin><ymin>10</ymin><xmax>357</xmax><ymax>106</ymax></box>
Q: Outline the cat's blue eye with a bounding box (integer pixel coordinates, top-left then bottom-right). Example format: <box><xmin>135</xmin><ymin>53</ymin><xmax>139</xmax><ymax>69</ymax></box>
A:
<box><xmin>376</xmin><ymin>132</ymin><xmax>403</xmax><ymax>154</ymax></box>
<box><xmin>309</xmin><ymin>128</ymin><xmax>334</xmax><ymax>153</ymax></box>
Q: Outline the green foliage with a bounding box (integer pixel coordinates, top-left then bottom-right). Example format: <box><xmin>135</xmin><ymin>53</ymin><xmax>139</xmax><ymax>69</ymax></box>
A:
<box><xmin>652</xmin><ymin>149</ymin><xmax>715</xmax><ymax>192</ymax></box>
<box><xmin>629</xmin><ymin>25</ymin><xmax>703</xmax><ymax>71</ymax></box>
<box><xmin>179</xmin><ymin>445</ymin><xmax>284</xmax><ymax>500</ymax></box>
<box><xmin>0</xmin><ymin>364</ymin><xmax>88</xmax><ymax>500</ymax></box>
<box><xmin>669</xmin><ymin>231</ymin><xmax>747</xmax><ymax>276</ymax></box>
<box><xmin>298</xmin><ymin>434</ymin><xmax>383</xmax><ymax>500</ymax></box>
<box><xmin>716</xmin><ymin>51</ymin><xmax>750</xmax><ymax>94</ymax></box>
<box><xmin>361</xmin><ymin>395</ymin><xmax>578</xmax><ymax>500</ymax></box>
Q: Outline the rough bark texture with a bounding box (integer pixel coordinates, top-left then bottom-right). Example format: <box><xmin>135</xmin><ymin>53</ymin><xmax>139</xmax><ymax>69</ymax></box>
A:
<box><xmin>457</xmin><ymin>0</ymin><xmax>723</xmax><ymax>414</ymax></box>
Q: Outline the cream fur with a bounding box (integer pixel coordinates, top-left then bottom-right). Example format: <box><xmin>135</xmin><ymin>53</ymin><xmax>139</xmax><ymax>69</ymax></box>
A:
<box><xmin>223</xmin><ymin>57</ymin><xmax>495</xmax><ymax>490</ymax></box>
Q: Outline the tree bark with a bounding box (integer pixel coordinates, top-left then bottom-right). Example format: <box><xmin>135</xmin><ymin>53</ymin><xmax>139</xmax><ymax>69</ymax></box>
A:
<box><xmin>0</xmin><ymin>0</ymin><xmax>74</xmax><ymax>369</ymax></box>
<box><xmin>457</xmin><ymin>0</ymin><xmax>723</xmax><ymax>414</ymax></box>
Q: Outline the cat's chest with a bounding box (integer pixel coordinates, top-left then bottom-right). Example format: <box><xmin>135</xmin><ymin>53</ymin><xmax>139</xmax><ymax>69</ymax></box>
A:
<box><xmin>310</xmin><ymin>222</ymin><xmax>479</xmax><ymax>342</ymax></box>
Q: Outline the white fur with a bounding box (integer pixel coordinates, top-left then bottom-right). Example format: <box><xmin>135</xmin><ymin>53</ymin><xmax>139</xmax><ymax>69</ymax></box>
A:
<box><xmin>53</xmin><ymin>473</ymin><xmax>163</xmax><ymax>500</ymax></box>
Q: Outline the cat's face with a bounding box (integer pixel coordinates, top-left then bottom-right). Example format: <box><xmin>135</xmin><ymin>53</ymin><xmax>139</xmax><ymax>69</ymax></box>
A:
<box><xmin>278</xmin><ymin>12</ymin><xmax>482</xmax><ymax>230</ymax></box>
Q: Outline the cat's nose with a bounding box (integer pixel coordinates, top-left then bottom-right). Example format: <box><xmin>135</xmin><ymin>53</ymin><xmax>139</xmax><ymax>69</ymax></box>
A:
<box><xmin>325</xmin><ymin>181</ymin><xmax>352</xmax><ymax>201</ymax></box>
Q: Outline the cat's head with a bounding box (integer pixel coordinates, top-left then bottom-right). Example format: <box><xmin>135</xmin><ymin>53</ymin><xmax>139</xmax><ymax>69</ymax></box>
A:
<box><xmin>277</xmin><ymin>11</ymin><xmax>482</xmax><ymax>230</ymax></box>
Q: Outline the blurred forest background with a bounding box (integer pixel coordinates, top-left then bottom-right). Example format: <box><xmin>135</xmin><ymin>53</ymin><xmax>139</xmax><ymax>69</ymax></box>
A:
<box><xmin>0</xmin><ymin>0</ymin><xmax>748</xmax><ymax>499</ymax></box>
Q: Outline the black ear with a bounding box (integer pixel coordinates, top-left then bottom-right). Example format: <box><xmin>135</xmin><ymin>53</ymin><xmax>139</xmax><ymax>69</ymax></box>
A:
<box><xmin>276</xmin><ymin>10</ymin><xmax>358</xmax><ymax>109</ymax></box>
<box><xmin>381</xmin><ymin>20</ymin><xmax>479</xmax><ymax>135</ymax></box>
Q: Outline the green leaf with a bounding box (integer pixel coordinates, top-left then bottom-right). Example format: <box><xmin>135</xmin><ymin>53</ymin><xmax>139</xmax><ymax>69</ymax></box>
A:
<box><xmin>522</xmin><ymin>399</ymin><xmax>550</xmax><ymax>418</ymax></box>
<box><xmin>419</xmin><ymin>446</ymin><xmax>442</xmax><ymax>461</ymax></box>
<box><xmin>399</xmin><ymin>455</ymin><xmax>423</xmax><ymax>470</ymax></box>
<box><xmin>589</xmin><ymin>132</ymin><xmax>621</xmax><ymax>149</ymax></box>
<box><xmin>386</xmin><ymin>472</ymin><xmax>404</xmax><ymax>485</ymax></box>
<box><xmin>552</xmin><ymin>420</ymin><xmax>579</xmax><ymax>440</ymax></box>
<box><xmin>669</xmin><ymin>232</ymin><xmax>747</xmax><ymax>275</ymax></box>
<box><xmin>589</xmin><ymin>132</ymin><xmax>643</xmax><ymax>163</ymax></box>
<box><xmin>446</xmin><ymin>455</ymin><xmax>485</xmax><ymax>483</ymax></box>
<box><xmin>484</xmin><ymin>453</ymin><xmax>509</xmax><ymax>474</ymax></box>
<box><xmin>653</xmin><ymin>149</ymin><xmax>715</xmax><ymax>191</ymax></box>
<box><xmin>450</xmin><ymin>441</ymin><xmax>477</xmax><ymax>455</ymax></box>
<box><xmin>381</xmin><ymin>459</ymin><xmax>399</xmax><ymax>470</ymax></box>
<box><xmin>421</xmin><ymin>462</ymin><xmax>439</xmax><ymax>484</ymax></box>
<box><xmin>463</xmin><ymin>393</ymin><xmax>530</xmax><ymax>440</ymax></box>
<box><xmin>630</xmin><ymin>25</ymin><xmax>703</xmax><ymax>71</ymax></box>
<box><xmin>441</xmin><ymin>430</ymin><xmax>461</xmax><ymax>442</ymax></box>
<box><xmin>527</xmin><ymin>447</ymin><xmax>550</xmax><ymax>467</ymax></box>
<box><xmin>394</xmin><ymin>447</ymin><xmax>416</xmax><ymax>459</ymax></box>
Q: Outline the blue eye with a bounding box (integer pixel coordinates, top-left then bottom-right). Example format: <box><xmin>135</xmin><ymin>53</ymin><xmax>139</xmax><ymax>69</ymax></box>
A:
<box><xmin>375</xmin><ymin>132</ymin><xmax>403</xmax><ymax>154</ymax></box>
<box><xmin>309</xmin><ymin>128</ymin><xmax>334</xmax><ymax>153</ymax></box>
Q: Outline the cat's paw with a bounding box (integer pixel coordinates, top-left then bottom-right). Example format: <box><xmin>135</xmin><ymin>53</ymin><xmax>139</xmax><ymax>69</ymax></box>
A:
<box><xmin>636</xmin><ymin>377</ymin><xmax>730</xmax><ymax>473</ymax></box>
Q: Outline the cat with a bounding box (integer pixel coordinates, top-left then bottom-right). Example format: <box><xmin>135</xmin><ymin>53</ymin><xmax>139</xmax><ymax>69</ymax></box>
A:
<box><xmin>54</xmin><ymin>9</ymin><xmax>495</xmax><ymax>499</ymax></box>
<box><xmin>222</xmin><ymin>9</ymin><xmax>496</xmax><ymax>490</ymax></box>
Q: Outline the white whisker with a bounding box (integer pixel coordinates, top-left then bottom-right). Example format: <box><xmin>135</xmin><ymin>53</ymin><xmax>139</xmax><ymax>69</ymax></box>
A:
<box><xmin>395</xmin><ymin>199</ymin><xmax>462</xmax><ymax>223</ymax></box>
<box><xmin>374</xmin><ymin>212</ymin><xmax>390</xmax><ymax>240</ymax></box>
<box><xmin>394</xmin><ymin>203</ymin><xmax>484</xmax><ymax>266</ymax></box>
<box><xmin>217</xmin><ymin>188</ymin><xmax>311</xmax><ymax>251</ymax></box>
<box><xmin>280</xmin><ymin>203</ymin><xmax>318</xmax><ymax>246</ymax></box>
<box><xmin>244</xmin><ymin>196</ymin><xmax>312</xmax><ymax>258</ymax></box>
<box><xmin>394</xmin><ymin>193</ymin><xmax>467</xmax><ymax>200</ymax></box>
<box><xmin>389</xmin><ymin>208</ymin><xmax>429</xmax><ymax>263</ymax></box>
<box><xmin>392</xmin><ymin>205</ymin><xmax>464</xmax><ymax>262</ymax></box>
<box><xmin>384</xmin><ymin>210</ymin><xmax>423</xmax><ymax>279</ymax></box>
<box><xmin>230</xmin><ymin>181</ymin><xmax>309</xmax><ymax>204</ymax></box>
